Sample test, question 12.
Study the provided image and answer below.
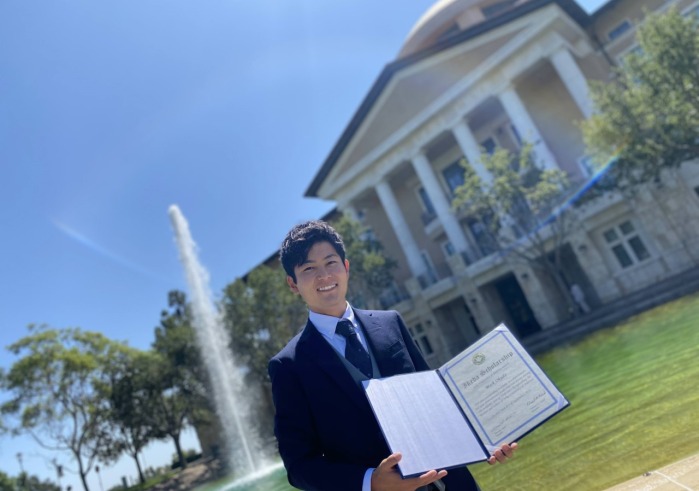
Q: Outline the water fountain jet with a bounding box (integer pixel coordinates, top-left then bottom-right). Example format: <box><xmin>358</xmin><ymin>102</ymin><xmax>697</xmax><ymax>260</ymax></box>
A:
<box><xmin>168</xmin><ymin>204</ymin><xmax>267</xmax><ymax>476</ymax></box>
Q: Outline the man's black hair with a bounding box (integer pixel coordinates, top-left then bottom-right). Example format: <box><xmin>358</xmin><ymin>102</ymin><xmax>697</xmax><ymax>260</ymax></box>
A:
<box><xmin>280</xmin><ymin>220</ymin><xmax>346</xmax><ymax>282</ymax></box>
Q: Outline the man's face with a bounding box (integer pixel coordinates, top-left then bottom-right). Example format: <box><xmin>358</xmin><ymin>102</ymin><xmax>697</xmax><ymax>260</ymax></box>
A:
<box><xmin>287</xmin><ymin>241</ymin><xmax>350</xmax><ymax>317</ymax></box>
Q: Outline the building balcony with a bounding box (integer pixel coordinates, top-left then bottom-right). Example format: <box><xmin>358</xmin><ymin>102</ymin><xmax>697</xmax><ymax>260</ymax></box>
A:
<box><xmin>465</xmin><ymin>250</ymin><xmax>504</xmax><ymax>277</ymax></box>
<box><xmin>423</xmin><ymin>276</ymin><xmax>457</xmax><ymax>302</ymax></box>
<box><xmin>446</xmin><ymin>251</ymin><xmax>474</xmax><ymax>276</ymax></box>
<box><xmin>378</xmin><ymin>282</ymin><xmax>412</xmax><ymax>310</ymax></box>
<box><xmin>417</xmin><ymin>270</ymin><xmax>439</xmax><ymax>289</ymax></box>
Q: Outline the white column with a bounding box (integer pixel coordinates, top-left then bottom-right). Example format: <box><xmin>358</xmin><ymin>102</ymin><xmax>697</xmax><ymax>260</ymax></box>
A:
<box><xmin>411</xmin><ymin>152</ymin><xmax>470</xmax><ymax>253</ymax></box>
<box><xmin>499</xmin><ymin>86</ymin><xmax>557</xmax><ymax>170</ymax></box>
<box><xmin>375</xmin><ymin>179</ymin><xmax>426</xmax><ymax>278</ymax></box>
<box><xmin>550</xmin><ymin>47</ymin><xmax>592</xmax><ymax>119</ymax></box>
<box><xmin>451</xmin><ymin>120</ymin><xmax>492</xmax><ymax>184</ymax></box>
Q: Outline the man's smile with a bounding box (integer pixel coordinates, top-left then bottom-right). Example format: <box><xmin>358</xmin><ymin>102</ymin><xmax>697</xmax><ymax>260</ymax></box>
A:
<box><xmin>317</xmin><ymin>284</ymin><xmax>338</xmax><ymax>292</ymax></box>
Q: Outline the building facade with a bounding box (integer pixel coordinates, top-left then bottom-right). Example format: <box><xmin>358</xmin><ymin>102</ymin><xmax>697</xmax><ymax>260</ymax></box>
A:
<box><xmin>305</xmin><ymin>0</ymin><xmax>699</xmax><ymax>366</ymax></box>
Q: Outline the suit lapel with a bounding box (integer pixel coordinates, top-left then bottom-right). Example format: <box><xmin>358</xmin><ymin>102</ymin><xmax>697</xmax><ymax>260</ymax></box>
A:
<box><xmin>354</xmin><ymin>309</ymin><xmax>416</xmax><ymax>377</ymax></box>
<box><xmin>297</xmin><ymin>319</ymin><xmax>369</xmax><ymax>411</ymax></box>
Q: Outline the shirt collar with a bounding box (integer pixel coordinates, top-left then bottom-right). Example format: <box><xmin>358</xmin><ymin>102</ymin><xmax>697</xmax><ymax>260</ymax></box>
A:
<box><xmin>309</xmin><ymin>303</ymin><xmax>355</xmax><ymax>337</ymax></box>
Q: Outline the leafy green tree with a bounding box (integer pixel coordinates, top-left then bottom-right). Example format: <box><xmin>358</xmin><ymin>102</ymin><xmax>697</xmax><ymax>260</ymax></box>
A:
<box><xmin>0</xmin><ymin>368</ymin><xmax>7</xmax><ymax>435</ymax></box>
<box><xmin>150</xmin><ymin>291</ymin><xmax>214</xmax><ymax>470</ymax></box>
<box><xmin>103</xmin><ymin>348</ymin><xmax>158</xmax><ymax>484</ymax></box>
<box><xmin>0</xmin><ymin>471</ymin><xmax>13</xmax><ymax>491</ymax></box>
<box><xmin>0</xmin><ymin>326</ymin><xmax>127</xmax><ymax>491</ymax></box>
<box><xmin>332</xmin><ymin>214</ymin><xmax>397</xmax><ymax>310</ymax></box>
<box><xmin>582</xmin><ymin>8</ymin><xmax>699</xmax><ymax>188</ymax></box>
<box><xmin>137</xmin><ymin>350</ymin><xmax>192</xmax><ymax>470</ymax></box>
<box><xmin>0</xmin><ymin>470</ymin><xmax>61</xmax><ymax>491</ymax></box>
<box><xmin>222</xmin><ymin>265</ymin><xmax>307</xmax><ymax>432</ymax></box>
<box><xmin>223</xmin><ymin>266</ymin><xmax>306</xmax><ymax>386</ymax></box>
<box><xmin>452</xmin><ymin>144</ymin><xmax>580</xmax><ymax>317</ymax></box>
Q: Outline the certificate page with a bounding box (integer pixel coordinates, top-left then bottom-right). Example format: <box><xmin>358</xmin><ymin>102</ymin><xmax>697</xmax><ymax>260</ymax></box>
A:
<box><xmin>363</xmin><ymin>370</ymin><xmax>488</xmax><ymax>478</ymax></box>
<box><xmin>439</xmin><ymin>324</ymin><xmax>569</xmax><ymax>453</ymax></box>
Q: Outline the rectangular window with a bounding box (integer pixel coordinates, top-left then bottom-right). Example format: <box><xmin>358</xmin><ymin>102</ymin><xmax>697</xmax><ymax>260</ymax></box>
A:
<box><xmin>510</xmin><ymin>194</ymin><xmax>533</xmax><ymax>238</ymax></box>
<box><xmin>611</xmin><ymin>244</ymin><xmax>633</xmax><ymax>268</ymax></box>
<box><xmin>417</xmin><ymin>187</ymin><xmax>436</xmax><ymax>215</ymax></box>
<box><xmin>442</xmin><ymin>161</ymin><xmax>465</xmax><ymax>196</ymax></box>
<box><xmin>603</xmin><ymin>229</ymin><xmax>618</xmax><ymax>243</ymax></box>
<box><xmin>603</xmin><ymin>220</ymin><xmax>651</xmax><ymax>269</ymax></box>
<box><xmin>608</xmin><ymin>20</ymin><xmax>632</xmax><ymax>41</ymax></box>
<box><xmin>480</xmin><ymin>137</ymin><xmax>497</xmax><ymax>156</ymax></box>
<box><xmin>510</xmin><ymin>124</ymin><xmax>522</xmax><ymax>146</ymax></box>
<box><xmin>619</xmin><ymin>221</ymin><xmax>634</xmax><ymax>235</ymax></box>
<box><xmin>418</xmin><ymin>337</ymin><xmax>434</xmax><ymax>356</ymax></box>
<box><xmin>411</xmin><ymin>323</ymin><xmax>434</xmax><ymax>356</ymax></box>
<box><xmin>420</xmin><ymin>251</ymin><xmax>438</xmax><ymax>285</ymax></box>
<box><xmin>468</xmin><ymin>218</ymin><xmax>498</xmax><ymax>257</ymax></box>
<box><xmin>441</xmin><ymin>240</ymin><xmax>455</xmax><ymax>257</ymax></box>
<box><xmin>628</xmin><ymin>236</ymin><xmax>650</xmax><ymax>261</ymax></box>
<box><xmin>416</xmin><ymin>186</ymin><xmax>437</xmax><ymax>226</ymax></box>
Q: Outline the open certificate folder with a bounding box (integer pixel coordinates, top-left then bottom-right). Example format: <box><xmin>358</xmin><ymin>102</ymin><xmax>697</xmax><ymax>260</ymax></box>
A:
<box><xmin>362</xmin><ymin>324</ymin><xmax>569</xmax><ymax>478</ymax></box>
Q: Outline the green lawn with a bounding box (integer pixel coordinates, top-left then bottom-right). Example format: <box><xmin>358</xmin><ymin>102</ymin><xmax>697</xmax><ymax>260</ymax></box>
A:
<box><xmin>210</xmin><ymin>292</ymin><xmax>699</xmax><ymax>491</ymax></box>
<box><xmin>471</xmin><ymin>291</ymin><xmax>699</xmax><ymax>490</ymax></box>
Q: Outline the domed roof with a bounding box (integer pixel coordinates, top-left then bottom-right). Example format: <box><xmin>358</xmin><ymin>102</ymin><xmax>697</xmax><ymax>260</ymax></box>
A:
<box><xmin>398</xmin><ymin>0</ymin><xmax>523</xmax><ymax>58</ymax></box>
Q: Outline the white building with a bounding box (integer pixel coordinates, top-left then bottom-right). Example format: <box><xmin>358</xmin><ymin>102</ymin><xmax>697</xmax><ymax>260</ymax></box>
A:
<box><xmin>304</xmin><ymin>0</ymin><xmax>699</xmax><ymax>365</ymax></box>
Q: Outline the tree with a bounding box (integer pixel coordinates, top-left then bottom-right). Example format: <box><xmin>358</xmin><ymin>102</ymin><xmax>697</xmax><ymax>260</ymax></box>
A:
<box><xmin>150</xmin><ymin>291</ymin><xmax>213</xmax><ymax>470</ymax></box>
<box><xmin>0</xmin><ymin>326</ymin><xmax>127</xmax><ymax>491</ymax></box>
<box><xmin>452</xmin><ymin>144</ymin><xmax>580</xmax><ymax>319</ymax></box>
<box><xmin>582</xmin><ymin>8</ymin><xmax>699</xmax><ymax>188</ymax></box>
<box><xmin>332</xmin><ymin>214</ymin><xmax>397</xmax><ymax>310</ymax></box>
<box><xmin>103</xmin><ymin>348</ymin><xmax>158</xmax><ymax>484</ymax></box>
<box><xmin>221</xmin><ymin>265</ymin><xmax>307</xmax><ymax>431</ymax></box>
<box><xmin>0</xmin><ymin>470</ymin><xmax>61</xmax><ymax>491</ymax></box>
<box><xmin>0</xmin><ymin>471</ymin><xmax>13</xmax><ymax>491</ymax></box>
<box><xmin>223</xmin><ymin>266</ymin><xmax>306</xmax><ymax>386</ymax></box>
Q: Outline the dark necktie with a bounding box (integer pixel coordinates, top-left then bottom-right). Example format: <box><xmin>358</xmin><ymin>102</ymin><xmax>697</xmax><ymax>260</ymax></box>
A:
<box><xmin>335</xmin><ymin>319</ymin><xmax>373</xmax><ymax>378</ymax></box>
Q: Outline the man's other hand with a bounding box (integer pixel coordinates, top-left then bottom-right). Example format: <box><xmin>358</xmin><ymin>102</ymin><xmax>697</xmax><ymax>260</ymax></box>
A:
<box><xmin>487</xmin><ymin>442</ymin><xmax>518</xmax><ymax>465</ymax></box>
<box><xmin>371</xmin><ymin>452</ymin><xmax>447</xmax><ymax>491</ymax></box>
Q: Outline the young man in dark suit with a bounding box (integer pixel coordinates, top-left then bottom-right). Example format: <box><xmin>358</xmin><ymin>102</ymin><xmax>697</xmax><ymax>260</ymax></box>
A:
<box><xmin>269</xmin><ymin>220</ymin><xmax>516</xmax><ymax>491</ymax></box>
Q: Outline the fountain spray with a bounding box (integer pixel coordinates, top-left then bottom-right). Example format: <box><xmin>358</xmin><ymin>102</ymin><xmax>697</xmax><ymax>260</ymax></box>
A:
<box><xmin>168</xmin><ymin>204</ymin><xmax>264</xmax><ymax>475</ymax></box>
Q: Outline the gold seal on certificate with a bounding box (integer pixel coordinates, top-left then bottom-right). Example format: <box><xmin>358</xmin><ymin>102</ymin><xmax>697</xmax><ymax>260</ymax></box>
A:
<box><xmin>472</xmin><ymin>353</ymin><xmax>486</xmax><ymax>365</ymax></box>
<box><xmin>363</xmin><ymin>324</ymin><xmax>570</xmax><ymax>478</ymax></box>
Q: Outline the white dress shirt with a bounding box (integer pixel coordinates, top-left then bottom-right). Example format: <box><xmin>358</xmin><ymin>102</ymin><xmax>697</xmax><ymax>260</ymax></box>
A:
<box><xmin>308</xmin><ymin>303</ymin><xmax>375</xmax><ymax>491</ymax></box>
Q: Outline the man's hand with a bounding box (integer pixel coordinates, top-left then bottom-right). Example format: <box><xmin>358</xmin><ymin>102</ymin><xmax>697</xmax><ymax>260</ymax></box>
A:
<box><xmin>487</xmin><ymin>442</ymin><xmax>518</xmax><ymax>465</ymax></box>
<box><xmin>371</xmin><ymin>452</ymin><xmax>447</xmax><ymax>491</ymax></box>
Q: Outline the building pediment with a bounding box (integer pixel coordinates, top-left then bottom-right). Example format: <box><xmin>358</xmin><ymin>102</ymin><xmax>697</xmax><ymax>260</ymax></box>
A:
<box><xmin>306</xmin><ymin>0</ymin><xmax>589</xmax><ymax>201</ymax></box>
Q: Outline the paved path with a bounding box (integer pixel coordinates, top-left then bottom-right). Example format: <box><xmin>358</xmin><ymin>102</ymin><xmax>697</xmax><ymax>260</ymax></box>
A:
<box><xmin>605</xmin><ymin>453</ymin><xmax>699</xmax><ymax>490</ymax></box>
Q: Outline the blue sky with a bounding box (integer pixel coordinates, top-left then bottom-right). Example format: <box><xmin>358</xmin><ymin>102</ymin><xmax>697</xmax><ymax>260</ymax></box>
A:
<box><xmin>0</xmin><ymin>0</ymin><xmax>606</xmax><ymax>488</ymax></box>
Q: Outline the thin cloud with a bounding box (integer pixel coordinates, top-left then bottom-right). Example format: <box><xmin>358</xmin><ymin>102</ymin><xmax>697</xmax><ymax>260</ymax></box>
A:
<box><xmin>51</xmin><ymin>220</ymin><xmax>160</xmax><ymax>280</ymax></box>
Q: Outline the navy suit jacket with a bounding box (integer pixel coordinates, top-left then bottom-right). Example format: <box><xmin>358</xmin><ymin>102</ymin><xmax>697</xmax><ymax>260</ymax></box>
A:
<box><xmin>268</xmin><ymin>308</ymin><xmax>479</xmax><ymax>491</ymax></box>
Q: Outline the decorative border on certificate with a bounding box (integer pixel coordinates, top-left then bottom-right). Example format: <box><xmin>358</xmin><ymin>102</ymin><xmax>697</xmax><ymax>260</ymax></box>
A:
<box><xmin>439</xmin><ymin>324</ymin><xmax>567</xmax><ymax>450</ymax></box>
